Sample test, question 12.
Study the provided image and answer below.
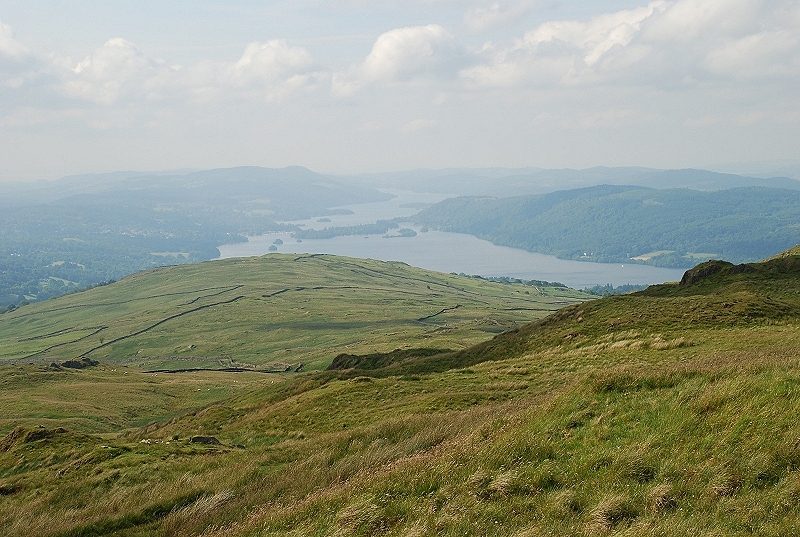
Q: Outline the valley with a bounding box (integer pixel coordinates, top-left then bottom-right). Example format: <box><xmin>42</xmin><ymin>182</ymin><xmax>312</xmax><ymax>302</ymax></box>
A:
<box><xmin>5</xmin><ymin>167</ymin><xmax>798</xmax><ymax>312</ymax></box>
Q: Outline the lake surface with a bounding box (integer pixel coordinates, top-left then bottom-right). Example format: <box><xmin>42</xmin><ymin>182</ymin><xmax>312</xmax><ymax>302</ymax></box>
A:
<box><xmin>217</xmin><ymin>191</ymin><xmax>686</xmax><ymax>289</ymax></box>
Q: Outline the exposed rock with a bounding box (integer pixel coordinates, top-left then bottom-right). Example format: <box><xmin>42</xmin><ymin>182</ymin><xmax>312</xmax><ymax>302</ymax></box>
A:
<box><xmin>0</xmin><ymin>427</ymin><xmax>25</xmax><ymax>452</ymax></box>
<box><xmin>190</xmin><ymin>435</ymin><xmax>221</xmax><ymax>445</ymax></box>
<box><xmin>23</xmin><ymin>427</ymin><xmax>67</xmax><ymax>443</ymax></box>
<box><xmin>60</xmin><ymin>357</ymin><xmax>100</xmax><ymax>369</ymax></box>
<box><xmin>0</xmin><ymin>483</ymin><xmax>19</xmax><ymax>496</ymax></box>
<box><xmin>1</xmin><ymin>426</ymin><xmax>67</xmax><ymax>451</ymax></box>
<box><xmin>328</xmin><ymin>347</ymin><xmax>449</xmax><ymax>371</ymax></box>
<box><xmin>680</xmin><ymin>260</ymin><xmax>734</xmax><ymax>286</ymax></box>
<box><xmin>765</xmin><ymin>244</ymin><xmax>800</xmax><ymax>260</ymax></box>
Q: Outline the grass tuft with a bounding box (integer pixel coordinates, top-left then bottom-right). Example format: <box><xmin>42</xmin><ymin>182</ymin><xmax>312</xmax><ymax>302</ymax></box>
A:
<box><xmin>647</xmin><ymin>483</ymin><xmax>678</xmax><ymax>513</ymax></box>
<box><xmin>487</xmin><ymin>470</ymin><xmax>520</xmax><ymax>497</ymax></box>
<box><xmin>586</xmin><ymin>494</ymin><xmax>637</xmax><ymax>534</ymax></box>
<box><xmin>709</xmin><ymin>471</ymin><xmax>742</xmax><ymax>498</ymax></box>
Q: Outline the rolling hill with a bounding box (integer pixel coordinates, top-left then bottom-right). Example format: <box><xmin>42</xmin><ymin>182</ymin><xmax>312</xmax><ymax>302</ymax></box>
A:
<box><xmin>0</xmin><ymin>253</ymin><xmax>587</xmax><ymax>371</ymax></box>
<box><xmin>412</xmin><ymin>185</ymin><xmax>800</xmax><ymax>268</ymax></box>
<box><xmin>1</xmin><ymin>248</ymin><xmax>799</xmax><ymax>536</ymax></box>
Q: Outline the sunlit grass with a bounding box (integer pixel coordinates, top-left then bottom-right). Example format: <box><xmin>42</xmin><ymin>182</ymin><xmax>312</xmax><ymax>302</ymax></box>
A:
<box><xmin>0</xmin><ymin>254</ymin><xmax>587</xmax><ymax>371</ymax></box>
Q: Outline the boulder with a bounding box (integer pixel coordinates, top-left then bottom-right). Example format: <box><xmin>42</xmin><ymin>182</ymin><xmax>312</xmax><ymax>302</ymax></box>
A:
<box><xmin>190</xmin><ymin>435</ymin><xmax>221</xmax><ymax>445</ymax></box>
<box><xmin>60</xmin><ymin>357</ymin><xmax>100</xmax><ymax>369</ymax></box>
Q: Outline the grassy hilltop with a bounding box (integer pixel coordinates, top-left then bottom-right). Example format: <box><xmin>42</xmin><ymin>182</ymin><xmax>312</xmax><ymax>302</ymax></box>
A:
<box><xmin>0</xmin><ymin>253</ymin><xmax>586</xmax><ymax>372</ymax></box>
<box><xmin>1</xmin><ymin>249</ymin><xmax>800</xmax><ymax>536</ymax></box>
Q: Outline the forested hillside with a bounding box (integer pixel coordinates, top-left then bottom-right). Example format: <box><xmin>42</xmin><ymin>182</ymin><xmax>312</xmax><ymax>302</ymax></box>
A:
<box><xmin>413</xmin><ymin>185</ymin><xmax>800</xmax><ymax>267</ymax></box>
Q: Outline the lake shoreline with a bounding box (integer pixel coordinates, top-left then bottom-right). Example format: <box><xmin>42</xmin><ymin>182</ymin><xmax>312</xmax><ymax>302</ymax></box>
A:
<box><xmin>216</xmin><ymin>190</ymin><xmax>687</xmax><ymax>289</ymax></box>
<box><xmin>217</xmin><ymin>229</ymin><xmax>685</xmax><ymax>289</ymax></box>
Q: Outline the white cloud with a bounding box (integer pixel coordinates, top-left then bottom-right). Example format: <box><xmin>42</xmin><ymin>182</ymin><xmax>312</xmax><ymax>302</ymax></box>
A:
<box><xmin>462</xmin><ymin>0</ymin><xmax>800</xmax><ymax>88</ymax></box>
<box><xmin>0</xmin><ymin>19</ymin><xmax>43</xmax><ymax>89</ymax></box>
<box><xmin>643</xmin><ymin>0</ymin><xmax>763</xmax><ymax>41</ymax></box>
<box><xmin>363</xmin><ymin>24</ymin><xmax>458</xmax><ymax>81</ymax></box>
<box><xmin>63</xmin><ymin>38</ymin><xmax>177</xmax><ymax>105</ymax></box>
<box><xmin>0</xmin><ymin>19</ymin><xmax>28</xmax><ymax>60</ymax></box>
<box><xmin>228</xmin><ymin>39</ymin><xmax>321</xmax><ymax>99</ymax></box>
<box><xmin>462</xmin><ymin>2</ymin><xmax>667</xmax><ymax>87</ymax></box>
<box><xmin>334</xmin><ymin>24</ymin><xmax>465</xmax><ymax>95</ymax></box>
<box><xmin>705</xmin><ymin>29</ymin><xmax>800</xmax><ymax>79</ymax></box>
<box><xmin>227</xmin><ymin>40</ymin><xmax>322</xmax><ymax>101</ymax></box>
<box><xmin>232</xmin><ymin>40</ymin><xmax>312</xmax><ymax>82</ymax></box>
<box><xmin>61</xmin><ymin>37</ymin><xmax>321</xmax><ymax>106</ymax></box>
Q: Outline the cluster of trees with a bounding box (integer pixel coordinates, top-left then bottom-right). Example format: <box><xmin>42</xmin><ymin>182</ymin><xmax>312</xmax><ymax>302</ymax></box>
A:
<box><xmin>584</xmin><ymin>283</ymin><xmax>649</xmax><ymax>296</ymax></box>
<box><xmin>391</xmin><ymin>228</ymin><xmax>418</xmax><ymax>238</ymax></box>
<box><xmin>414</xmin><ymin>185</ymin><xmax>800</xmax><ymax>268</ymax></box>
<box><xmin>294</xmin><ymin>220</ymin><xmax>399</xmax><ymax>240</ymax></box>
<box><xmin>455</xmin><ymin>273</ymin><xmax>568</xmax><ymax>288</ymax></box>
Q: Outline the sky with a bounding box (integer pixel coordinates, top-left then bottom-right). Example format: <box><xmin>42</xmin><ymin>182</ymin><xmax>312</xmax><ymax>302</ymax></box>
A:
<box><xmin>0</xmin><ymin>0</ymin><xmax>798</xmax><ymax>180</ymax></box>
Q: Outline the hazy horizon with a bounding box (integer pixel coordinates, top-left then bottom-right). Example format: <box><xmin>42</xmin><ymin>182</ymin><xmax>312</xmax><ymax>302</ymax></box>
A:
<box><xmin>3</xmin><ymin>161</ymin><xmax>800</xmax><ymax>186</ymax></box>
<box><xmin>2</xmin><ymin>0</ymin><xmax>799</xmax><ymax>180</ymax></box>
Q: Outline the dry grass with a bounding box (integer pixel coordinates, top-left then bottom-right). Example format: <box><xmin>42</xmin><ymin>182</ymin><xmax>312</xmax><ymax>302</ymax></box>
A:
<box><xmin>709</xmin><ymin>471</ymin><xmax>743</xmax><ymax>498</ymax></box>
<box><xmin>586</xmin><ymin>494</ymin><xmax>637</xmax><ymax>534</ymax></box>
<box><xmin>162</xmin><ymin>491</ymin><xmax>235</xmax><ymax>534</ymax></box>
<box><xmin>647</xmin><ymin>483</ymin><xmax>678</xmax><ymax>513</ymax></box>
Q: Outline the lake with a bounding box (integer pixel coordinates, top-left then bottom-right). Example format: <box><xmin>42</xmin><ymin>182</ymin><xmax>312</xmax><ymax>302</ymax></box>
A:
<box><xmin>217</xmin><ymin>191</ymin><xmax>686</xmax><ymax>289</ymax></box>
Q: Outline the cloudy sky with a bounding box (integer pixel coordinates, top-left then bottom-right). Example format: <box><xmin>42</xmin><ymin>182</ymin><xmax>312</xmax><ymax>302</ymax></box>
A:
<box><xmin>1</xmin><ymin>0</ymin><xmax>798</xmax><ymax>180</ymax></box>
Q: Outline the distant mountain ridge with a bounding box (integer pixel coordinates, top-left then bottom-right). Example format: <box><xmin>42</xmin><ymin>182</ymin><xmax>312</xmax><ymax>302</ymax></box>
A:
<box><xmin>1</xmin><ymin>165</ymin><xmax>378</xmax><ymax>206</ymax></box>
<box><xmin>354</xmin><ymin>166</ymin><xmax>800</xmax><ymax>196</ymax></box>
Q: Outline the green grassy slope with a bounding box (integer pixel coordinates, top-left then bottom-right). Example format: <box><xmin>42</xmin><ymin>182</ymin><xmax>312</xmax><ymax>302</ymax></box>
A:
<box><xmin>2</xmin><ymin>249</ymin><xmax>800</xmax><ymax>536</ymax></box>
<box><xmin>0</xmin><ymin>366</ymin><xmax>278</xmax><ymax>434</ymax></box>
<box><xmin>0</xmin><ymin>254</ymin><xmax>586</xmax><ymax>371</ymax></box>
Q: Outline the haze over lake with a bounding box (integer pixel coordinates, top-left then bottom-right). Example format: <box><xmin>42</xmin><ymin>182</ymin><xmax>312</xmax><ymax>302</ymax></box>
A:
<box><xmin>217</xmin><ymin>191</ymin><xmax>686</xmax><ymax>289</ymax></box>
